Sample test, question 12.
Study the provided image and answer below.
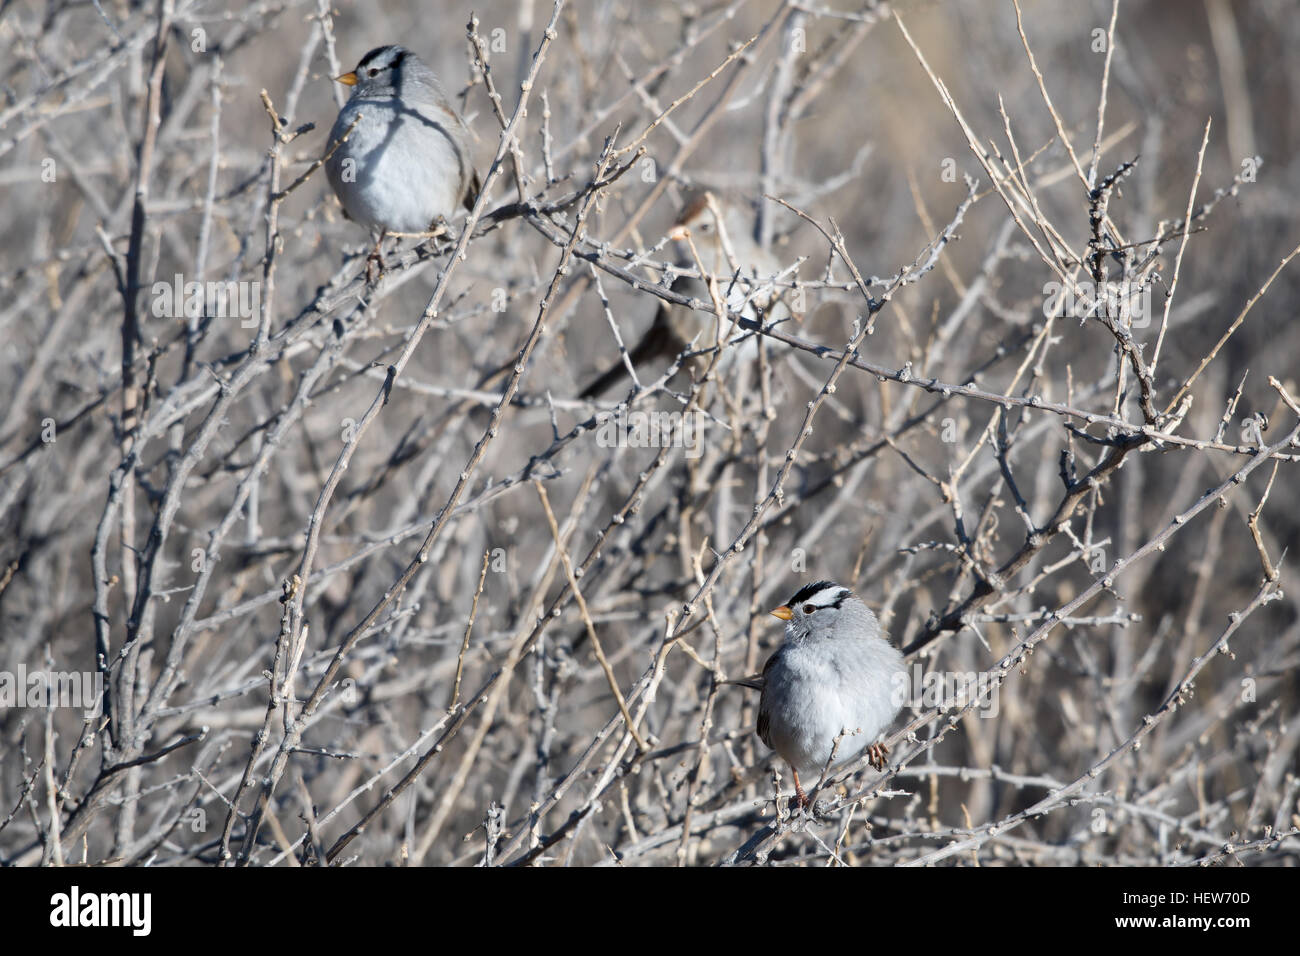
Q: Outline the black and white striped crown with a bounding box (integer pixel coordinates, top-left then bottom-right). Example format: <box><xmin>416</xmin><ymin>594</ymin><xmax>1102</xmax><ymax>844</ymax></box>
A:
<box><xmin>784</xmin><ymin>580</ymin><xmax>851</xmax><ymax>609</ymax></box>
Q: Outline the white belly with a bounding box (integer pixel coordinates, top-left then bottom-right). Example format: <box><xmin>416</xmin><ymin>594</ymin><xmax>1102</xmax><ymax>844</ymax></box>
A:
<box><xmin>763</xmin><ymin>637</ymin><xmax>905</xmax><ymax>775</ymax></box>
<box><xmin>326</xmin><ymin>98</ymin><xmax>465</xmax><ymax>232</ymax></box>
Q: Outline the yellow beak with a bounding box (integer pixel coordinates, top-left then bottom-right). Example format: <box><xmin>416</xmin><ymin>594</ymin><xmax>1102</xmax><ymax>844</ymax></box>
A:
<box><xmin>335</xmin><ymin>71</ymin><xmax>358</xmax><ymax>87</ymax></box>
<box><xmin>770</xmin><ymin>605</ymin><xmax>793</xmax><ymax>621</ymax></box>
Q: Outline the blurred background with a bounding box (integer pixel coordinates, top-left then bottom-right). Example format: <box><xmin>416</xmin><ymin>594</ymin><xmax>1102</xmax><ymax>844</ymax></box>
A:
<box><xmin>0</xmin><ymin>0</ymin><xmax>1297</xmax><ymax>865</ymax></box>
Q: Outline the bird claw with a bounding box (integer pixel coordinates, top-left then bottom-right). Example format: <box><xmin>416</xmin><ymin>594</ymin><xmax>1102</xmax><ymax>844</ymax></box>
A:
<box><xmin>867</xmin><ymin>742</ymin><xmax>890</xmax><ymax>772</ymax></box>
<box><xmin>365</xmin><ymin>229</ymin><xmax>389</xmax><ymax>284</ymax></box>
<box><xmin>789</xmin><ymin>776</ymin><xmax>829</xmax><ymax>819</ymax></box>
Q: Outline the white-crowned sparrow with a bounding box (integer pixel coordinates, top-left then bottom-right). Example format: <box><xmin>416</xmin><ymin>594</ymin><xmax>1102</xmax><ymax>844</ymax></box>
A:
<box><xmin>581</xmin><ymin>190</ymin><xmax>792</xmax><ymax>398</ymax></box>
<box><xmin>325</xmin><ymin>45</ymin><xmax>480</xmax><ymax>236</ymax></box>
<box><xmin>740</xmin><ymin>580</ymin><xmax>906</xmax><ymax>809</ymax></box>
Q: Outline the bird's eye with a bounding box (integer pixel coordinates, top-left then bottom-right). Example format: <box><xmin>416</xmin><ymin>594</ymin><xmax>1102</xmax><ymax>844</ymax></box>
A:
<box><xmin>802</xmin><ymin>604</ymin><xmax>816</xmax><ymax>614</ymax></box>
<box><xmin>368</xmin><ymin>67</ymin><xmax>380</xmax><ymax>77</ymax></box>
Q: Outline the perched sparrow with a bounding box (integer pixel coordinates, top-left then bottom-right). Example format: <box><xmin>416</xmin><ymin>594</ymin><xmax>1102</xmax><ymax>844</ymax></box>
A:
<box><xmin>580</xmin><ymin>191</ymin><xmax>791</xmax><ymax>398</ymax></box>
<box><xmin>739</xmin><ymin>580</ymin><xmax>906</xmax><ymax>809</ymax></box>
<box><xmin>325</xmin><ymin>45</ymin><xmax>480</xmax><ymax>236</ymax></box>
